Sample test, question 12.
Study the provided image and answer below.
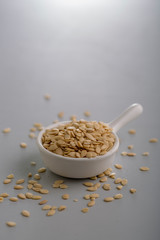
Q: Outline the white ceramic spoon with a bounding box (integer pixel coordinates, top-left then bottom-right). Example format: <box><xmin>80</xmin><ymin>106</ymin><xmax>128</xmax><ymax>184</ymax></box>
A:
<box><xmin>37</xmin><ymin>103</ymin><xmax>143</xmax><ymax>178</ymax></box>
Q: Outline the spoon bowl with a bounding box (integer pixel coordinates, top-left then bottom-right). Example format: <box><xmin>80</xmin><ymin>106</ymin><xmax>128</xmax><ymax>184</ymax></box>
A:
<box><xmin>37</xmin><ymin>103</ymin><xmax>143</xmax><ymax>178</ymax></box>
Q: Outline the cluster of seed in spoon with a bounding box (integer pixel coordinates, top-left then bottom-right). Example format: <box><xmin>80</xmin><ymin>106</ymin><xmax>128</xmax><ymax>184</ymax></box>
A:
<box><xmin>41</xmin><ymin>120</ymin><xmax>115</xmax><ymax>158</ymax></box>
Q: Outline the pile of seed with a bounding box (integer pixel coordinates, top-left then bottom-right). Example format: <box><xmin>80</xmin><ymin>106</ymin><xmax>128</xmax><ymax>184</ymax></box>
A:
<box><xmin>41</xmin><ymin>120</ymin><xmax>115</xmax><ymax>158</ymax></box>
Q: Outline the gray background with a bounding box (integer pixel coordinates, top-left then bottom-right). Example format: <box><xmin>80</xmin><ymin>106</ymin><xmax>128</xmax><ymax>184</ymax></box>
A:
<box><xmin>0</xmin><ymin>0</ymin><xmax>160</xmax><ymax>239</ymax></box>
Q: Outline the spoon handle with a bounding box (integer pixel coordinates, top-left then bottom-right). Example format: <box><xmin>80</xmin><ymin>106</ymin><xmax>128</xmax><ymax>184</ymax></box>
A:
<box><xmin>108</xmin><ymin>103</ymin><xmax>143</xmax><ymax>133</ymax></box>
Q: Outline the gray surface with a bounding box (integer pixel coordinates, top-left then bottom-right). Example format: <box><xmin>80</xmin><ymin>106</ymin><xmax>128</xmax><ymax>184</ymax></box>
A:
<box><xmin>0</xmin><ymin>0</ymin><xmax>160</xmax><ymax>239</ymax></box>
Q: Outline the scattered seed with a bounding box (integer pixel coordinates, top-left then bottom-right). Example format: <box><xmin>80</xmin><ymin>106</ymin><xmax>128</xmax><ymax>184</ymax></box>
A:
<box><xmin>104</xmin><ymin>197</ymin><xmax>114</xmax><ymax>202</ymax></box>
<box><xmin>99</xmin><ymin>176</ymin><xmax>107</xmax><ymax>182</ymax></box>
<box><xmin>81</xmin><ymin>208</ymin><xmax>89</xmax><ymax>213</ymax></box>
<box><xmin>149</xmin><ymin>138</ymin><xmax>158</xmax><ymax>143</ymax></box>
<box><xmin>38</xmin><ymin>167</ymin><xmax>46</xmax><ymax>173</ymax></box>
<box><xmin>44</xmin><ymin>94</ymin><xmax>51</xmax><ymax>100</ymax></box>
<box><xmin>32</xmin><ymin>195</ymin><xmax>42</xmax><ymax>200</ymax></box>
<box><xmin>70</xmin><ymin>115</ymin><xmax>77</xmax><ymax>121</ymax></box>
<box><xmin>16</xmin><ymin>179</ymin><xmax>25</xmax><ymax>184</ymax></box>
<box><xmin>6</xmin><ymin>221</ymin><xmax>16</xmax><ymax>227</ymax></box>
<box><xmin>34</xmin><ymin>174</ymin><xmax>41</xmax><ymax>180</ymax></box>
<box><xmin>3</xmin><ymin>128</ymin><xmax>11</xmax><ymax>133</ymax></box>
<box><xmin>83</xmin><ymin>182</ymin><xmax>94</xmax><ymax>187</ymax></box>
<box><xmin>29</xmin><ymin>133</ymin><xmax>36</xmax><ymax>139</ymax></box>
<box><xmin>28</xmin><ymin>180</ymin><xmax>37</xmax><ymax>184</ymax></box>
<box><xmin>87</xmin><ymin>200</ymin><xmax>95</xmax><ymax>207</ymax></box>
<box><xmin>20</xmin><ymin>142</ymin><xmax>27</xmax><ymax>148</ymax></box>
<box><xmin>127</xmin><ymin>153</ymin><xmax>136</xmax><ymax>156</ymax></box>
<box><xmin>114</xmin><ymin>178</ymin><xmax>122</xmax><ymax>184</ymax></box>
<box><xmin>9</xmin><ymin>197</ymin><xmax>18</xmax><ymax>202</ymax></box>
<box><xmin>7</xmin><ymin>174</ymin><xmax>14</xmax><ymax>179</ymax></box>
<box><xmin>42</xmin><ymin>205</ymin><xmax>51</xmax><ymax>210</ymax></box>
<box><xmin>128</xmin><ymin>145</ymin><xmax>134</xmax><ymax>149</ymax></box>
<box><xmin>47</xmin><ymin>209</ymin><xmax>56</xmax><ymax>216</ymax></box>
<box><xmin>0</xmin><ymin>197</ymin><xmax>4</xmax><ymax>202</ymax></box>
<box><xmin>17</xmin><ymin>193</ymin><xmax>26</xmax><ymax>199</ymax></box>
<box><xmin>84</xmin><ymin>111</ymin><xmax>91</xmax><ymax>117</ymax></box>
<box><xmin>73</xmin><ymin>199</ymin><xmax>78</xmax><ymax>202</ymax></box>
<box><xmin>90</xmin><ymin>176</ymin><xmax>97</xmax><ymax>180</ymax></box>
<box><xmin>97</xmin><ymin>173</ymin><xmax>105</xmax><ymax>178</ymax></box>
<box><xmin>34</xmin><ymin>123</ymin><xmax>43</xmax><ymax>128</ymax></box>
<box><xmin>89</xmin><ymin>193</ymin><xmax>100</xmax><ymax>199</ymax></box>
<box><xmin>27</xmin><ymin>184</ymin><xmax>33</xmax><ymax>190</ymax></box>
<box><xmin>121</xmin><ymin>152</ymin><xmax>128</xmax><ymax>156</ymax></box>
<box><xmin>59</xmin><ymin>184</ymin><xmax>68</xmax><ymax>189</ymax></box>
<box><xmin>128</xmin><ymin>129</ymin><xmax>136</xmax><ymax>134</ymax></box>
<box><xmin>114</xmin><ymin>164</ymin><xmax>122</xmax><ymax>169</ymax></box>
<box><xmin>30</xmin><ymin>161</ymin><xmax>36</xmax><ymax>166</ymax></box>
<box><xmin>58</xmin><ymin>112</ymin><xmax>64</xmax><ymax>118</ymax></box>
<box><xmin>87</xmin><ymin>186</ymin><xmax>97</xmax><ymax>192</ymax></box>
<box><xmin>25</xmin><ymin>192</ymin><xmax>33</xmax><ymax>199</ymax></box>
<box><xmin>109</xmin><ymin>173</ymin><xmax>116</xmax><ymax>179</ymax></box>
<box><xmin>102</xmin><ymin>184</ymin><xmax>111</xmax><ymax>191</ymax></box>
<box><xmin>84</xmin><ymin>194</ymin><xmax>90</xmax><ymax>200</ymax></box>
<box><xmin>30</xmin><ymin>127</ymin><xmax>36</xmax><ymax>132</ymax></box>
<box><xmin>121</xmin><ymin>178</ymin><xmax>128</xmax><ymax>186</ymax></box>
<box><xmin>39</xmin><ymin>200</ymin><xmax>48</xmax><ymax>205</ymax></box>
<box><xmin>139</xmin><ymin>166</ymin><xmax>150</xmax><ymax>171</ymax></box>
<box><xmin>114</xmin><ymin>193</ymin><xmax>123</xmax><ymax>199</ymax></box>
<box><xmin>58</xmin><ymin>205</ymin><xmax>66</xmax><ymax>211</ymax></box>
<box><xmin>28</xmin><ymin>172</ymin><xmax>32</xmax><ymax>178</ymax></box>
<box><xmin>116</xmin><ymin>185</ymin><xmax>123</xmax><ymax>190</ymax></box>
<box><xmin>130</xmin><ymin>188</ymin><xmax>136</xmax><ymax>194</ymax></box>
<box><xmin>3</xmin><ymin>179</ymin><xmax>12</xmax><ymax>184</ymax></box>
<box><xmin>14</xmin><ymin>185</ymin><xmax>24</xmax><ymax>190</ymax></box>
<box><xmin>51</xmin><ymin>206</ymin><xmax>57</xmax><ymax>210</ymax></box>
<box><xmin>0</xmin><ymin>193</ymin><xmax>9</xmax><ymax>198</ymax></box>
<box><xmin>21</xmin><ymin>210</ymin><xmax>30</xmax><ymax>217</ymax></box>
<box><xmin>142</xmin><ymin>152</ymin><xmax>149</xmax><ymax>156</ymax></box>
<box><xmin>39</xmin><ymin>189</ymin><xmax>49</xmax><ymax>194</ymax></box>
<box><xmin>62</xmin><ymin>194</ymin><xmax>70</xmax><ymax>200</ymax></box>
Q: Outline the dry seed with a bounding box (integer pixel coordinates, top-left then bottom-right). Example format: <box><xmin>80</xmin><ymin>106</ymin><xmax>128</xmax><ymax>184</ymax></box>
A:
<box><xmin>16</xmin><ymin>179</ymin><xmax>25</xmax><ymax>184</ymax></box>
<box><xmin>116</xmin><ymin>185</ymin><xmax>123</xmax><ymax>190</ymax></box>
<box><xmin>30</xmin><ymin>127</ymin><xmax>36</xmax><ymax>132</ymax></box>
<box><xmin>114</xmin><ymin>178</ymin><xmax>122</xmax><ymax>184</ymax></box>
<box><xmin>121</xmin><ymin>179</ymin><xmax>128</xmax><ymax>186</ymax></box>
<box><xmin>87</xmin><ymin>200</ymin><xmax>95</xmax><ymax>207</ymax></box>
<box><xmin>84</xmin><ymin>111</ymin><xmax>91</xmax><ymax>117</ymax></box>
<box><xmin>29</xmin><ymin>132</ymin><xmax>36</xmax><ymax>139</ymax></box>
<box><xmin>34</xmin><ymin>183</ymin><xmax>42</xmax><ymax>189</ymax></box>
<box><xmin>102</xmin><ymin>184</ymin><xmax>111</xmax><ymax>191</ymax></box>
<box><xmin>7</xmin><ymin>174</ymin><xmax>14</xmax><ymax>179</ymax></box>
<box><xmin>127</xmin><ymin>152</ymin><xmax>136</xmax><ymax>156</ymax></box>
<box><xmin>84</xmin><ymin>194</ymin><xmax>90</xmax><ymax>200</ymax></box>
<box><xmin>3</xmin><ymin>128</ymin><xmax>11</xmax><ymax>133</ymax></box>
<box><xmin>47</xmin><ymin>209</ymin><xmax>56</xmax><ymax>216</ymax></box>
<box><xmin>81</xmin><ymin>208</ymin><xmax>89</xmax><ymax>213</ymax></box>
<box><xmin>59</xmin><ymin>184</ymin><xmax>68</xmax><ymax>189</ymax></box>
<box><xmin>28</xmin><ymin>172</ymin><xmax>32</xmax><ymax>178</ymax></box>
<box><xmin>17</xmin><ymin>193</ymin><xmax>26</xmax><ymax>200</ymax></box>
<box><xmin>0</xmin><ymin>197</ymin><xmax>4</xmax><ymax>202</ymax></box>
<box><xmin>21</xmin><ymin>210</ymin><xmax>30</xmax><ymax>217</ymax></box>
<box><xmin>58</xmin><ymin>112</ymin><xmax>64</xmax><ymax>118</ymax></box>
<box><xmin>9</xmin><ymin>197</ymin><xmax>18</xmax><ymax>202</ymax></box>
<box><xmin>34</xmin><ymin>123</ymin><xmax>42</xmax><ymax>128</ymax></box>
<box><xmin>28</xmin><ymin>180</ymin><xmax>37</xmax><ymax>184</ymax></box>
<box><xmin>121</xmin><ymin>152</ymin><xmax>128</xmax><ymax>156</ymax></box>
<box><xmin>70</xmin><ymin>115</ymin><xmax>77</xmax><ymax>121</ymax></box>
<box><xmin>90</xmin><ymin>176</ymin><xmax>97</xmax><ymax>180</ymax></box>
<box><xmin>94</xmin><ymin>182</ymin><xmax>101</xmax><ymax>188</ymax></box>
<box><xmin>38</xmin><ymin>167</ymin><xmax>46</xmax><ymax>173</ymax></box>
<box><xmin>114</xmin><ymin>193</ymin><xmax>123</xmax><ymax>199</ymax></box>
<box><xmin>32</xmin><ymin>187</ymin><xmax>40</xmax><ymax>192</ymax></box>
<box><xmin>39</xmin><ymin>189</ymin><xmax>49</xmax><ymax>194</ymax></box>
<box><xmin>32</xmin><ymin>195</ymin><xmax>42</xmax><ymax>200</ymax></box>
<box><xmin>109</xmin><ymin>173</ymin><xmax>116</xmax><ymax>179</ymax></box>
<box><xmin>89</xmin><ymin>193</ymin><xmax>100</xmax><ymax>199</ymax></box>
<box><xmin>0</xmin><ymin>193</ymin><xmax>9</xmax><ymax>198</ymax></box>
<box><xmin>42</xmin><ymin>205</ymin><xmax>52</xmax><ymax>210</ymax></box>
<box><xmin>149</xmin><ymin>138</ymin><xmax>158</xmax><ymax>143</ymax></box>
<box><xmin>99</xmin><ymin>176</ymin><xmax>107</xmax><ymax>183</ymax></box>
<box><xmin>44</xmin><ymin>94</ymin><xmax>51</xmax><ymax>100</ymax></box>
<box><xmin>39</xmin><ymin>199</ymin><xmax>48</xmax><ymax>205</ymax></box>
<box><xmin>114</xmin><ymin>164</ymin><xmax>122</xmax><ymax>169</ymax></box>
<box><xmin>128</xmin><ymin>145</ymin><xmax>134</xmax><ymax>149</ymax></box>
<box><xmin>52</xmin><ymin>183</ymin><xmax>60</xmax><ymax>188</ymax></box>
<box><xmin>97</xmin><ymin>173</ymin><xmax>105</xmax><ymax>178</ymax></box>
<box><xmin>58</xmin><ymin>205</ymin><xmax>66</xmax><ymax>211</ymax></box>
<box><xmin>27</xmin><ymin>184</ymin><xmax>33</xmax><ymax>190</ymax></box>
<box><xmin>3</xmin><ymin>179</ymin><xmax>12</xmax><ymax>184</ymax></box>
<box><xmin>142</xmin><ymin>152</ymin><xmax>149</xmax><ymax>156</ymax></box>
<box><xmin>130</xmin><ymin>188</ymin><xmax>136</xmax><ymax>194</ymax></box>
<box><xmin>14</xmin><ymin>185</ymin><xmax>24</xmax><ymax>190</ymax></box>
<box><xmin>6</xmin><ymin>221</ymin><xmax>16</xmax><ymax>227</ymax></box>
<box><xmin>20</xmin><ymin>142</ymin><xmax>27</xmax><ymax>148</ymax></box>
<box><xmin>34</xmin><ymin>174</ymin><xmax>41</xmax><ymax>180</ymax></box>
<box><xmin>140</xmin><ymin>166</ymin><xmax>150</xmax><ymax>171</ymax></box>
<box><xmin>104</xmin><ymin>197</ymin><xmax>114</xmax><ymax>202</ymax></box>
<box><xmin>73</xmin><ymin>199</ymin><xmax>78</xmax><ymax>202</ymax></box>
<box><xmin>25</xmin><ymin>192</ymin><xmax>33</xmax><ymax>199</ymax></box>
<box><xmin>51</xmin><ymin>206</ymin><xmax>57</xmax><ymax>210</ymax></box>
<box><xmin>30</xmin><ymin>161</ymin><xmax>36</xmax><ymax>166</ymax></box>
<box><xmin>128</xmin><ymin>129</ymin><xmax>136</xmax><ymax>134</ymax></box>
<box><xmin>83</xmin><ymin>182</ymin><xmax>94</xmax><ymax>187</ymax></box>
<box><xmin>62</xmin><ymin>194</ymin><xmax>70</xmax><ymax>200</ymax></box>
<box><xmin>87</xmin><ymin>186</ymin><xmax>97</xmax><ymax>192</ymax></box>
